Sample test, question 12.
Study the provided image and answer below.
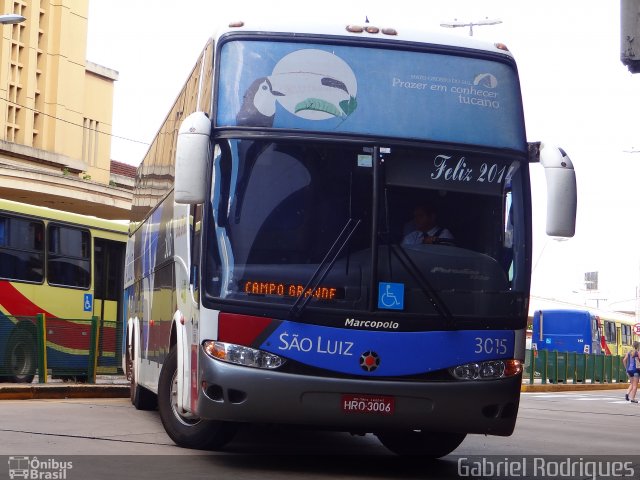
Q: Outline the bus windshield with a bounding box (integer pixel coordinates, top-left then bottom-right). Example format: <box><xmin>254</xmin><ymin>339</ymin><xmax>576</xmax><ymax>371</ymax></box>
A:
<box><xmin>204</xmin><ymin>138</ymin><xmax>528</xmax><ymax>322</ymax></box>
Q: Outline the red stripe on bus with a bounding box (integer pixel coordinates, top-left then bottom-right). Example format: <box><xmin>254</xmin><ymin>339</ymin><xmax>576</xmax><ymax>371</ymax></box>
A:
<box><xmin>45</xmin><ymin>318</ymin><xmax>116</xmax><ymax>350</ymax></box>
<box><xmin>0</xmin><ymin>281</ymin><xmax>56</xmax><ymax>318</ymax></box>
<box><xmin>0</xmin><ymin>281</ymin><xmax>116</xmax><ymax>353</ymax></box>
<box><xmin>218</xmin><ymin>313</ymin><xmax>273</xmax><ymax>347</ymax></box>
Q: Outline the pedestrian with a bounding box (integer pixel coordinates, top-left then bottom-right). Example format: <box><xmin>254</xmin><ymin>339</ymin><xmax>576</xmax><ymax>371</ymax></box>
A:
<box><xmin>623</xmin><ymin>340</ymin><xmax>640</xmax><ymax>403</ymax></box>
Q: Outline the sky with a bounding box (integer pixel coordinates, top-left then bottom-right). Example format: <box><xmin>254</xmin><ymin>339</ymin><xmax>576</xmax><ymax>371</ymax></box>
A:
<box><xmin>86</xmin><ymin>0</ymin><xmax>640</xmax><ymax>312</ymax></box>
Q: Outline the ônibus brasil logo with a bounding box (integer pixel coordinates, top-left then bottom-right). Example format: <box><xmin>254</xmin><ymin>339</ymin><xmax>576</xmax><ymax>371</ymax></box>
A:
<box><xmin>8</xmin><ymin>456</ymin><xmax>73</xmax><ymax>479</ymax></box>
<box><xmin>359</xmin><ymin>351</ymin><xmax>380</xmax><ymax>372</ymax></box>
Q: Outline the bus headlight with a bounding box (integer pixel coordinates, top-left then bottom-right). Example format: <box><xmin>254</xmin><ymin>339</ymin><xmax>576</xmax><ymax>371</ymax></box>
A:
<box><xmin>203</xmin><ymin>341</ymin><xmax>285</xmax><ymax>369</ymax></box>
<box><xmin>450</xmin><ymin>359</ymin><xmax>522</xmax><ymax>380</ymax></box>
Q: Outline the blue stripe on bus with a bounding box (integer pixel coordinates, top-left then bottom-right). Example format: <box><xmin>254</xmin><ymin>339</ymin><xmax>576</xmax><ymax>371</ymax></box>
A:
<box><xmin>260</xmin><ymin>321</ymin><xmax>514</xmax><ymax>376</ymax></box>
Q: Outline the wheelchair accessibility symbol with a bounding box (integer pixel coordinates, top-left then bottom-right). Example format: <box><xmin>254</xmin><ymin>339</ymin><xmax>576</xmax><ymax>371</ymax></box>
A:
<box><xmin>84</xmin><ymin>293</ymin><xmax>93</xmax><ymax>312</ymax></box>
<box><xmin>378</xmin><ymin>282</ymin><xmax>404</xmax><ymax>310</ymax></box>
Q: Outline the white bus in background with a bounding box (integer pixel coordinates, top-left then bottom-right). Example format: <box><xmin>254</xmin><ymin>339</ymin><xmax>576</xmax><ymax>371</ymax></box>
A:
<box><xmin>124</xmin><ymin>20</ymin><xmax>576</xmax><ymax>457</ymax></box>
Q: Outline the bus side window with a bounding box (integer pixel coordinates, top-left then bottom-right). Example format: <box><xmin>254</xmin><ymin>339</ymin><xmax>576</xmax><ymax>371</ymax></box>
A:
<box><xmin>48</xmin><ymin>225</ymin><xmax>90</xmax><ymax>288</ymax></box>
<box><xmin>605</xmin><ymin>321</ymin><xmax>616</xmax><ymax>343</ymax></box>
<box><xmin>0</xmin><ymin>215</ymin><xmax>44</xmax><ymax>283</ymax></box>
<box><xmin>622</xmin><ymin>324</ymin><xmax>631</xmax><ymax>345</ymax></box>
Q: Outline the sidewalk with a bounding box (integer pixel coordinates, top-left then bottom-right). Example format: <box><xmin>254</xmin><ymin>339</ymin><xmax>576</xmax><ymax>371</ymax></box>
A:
<box><xmin>0</xmin><ymin>376</ymin><xmax>630</xmax><ymax>400</ymax></box>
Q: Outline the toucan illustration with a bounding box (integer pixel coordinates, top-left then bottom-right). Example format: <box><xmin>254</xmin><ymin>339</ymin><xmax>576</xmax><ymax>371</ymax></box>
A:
<box><xmin>235</xmin><ymin>49</ymin><xmax>358</xmax><ymax>127</ymax></box>
<box><xmin>236</xmin><ymin>77</ymin><xmax>285</xmax><ymax>127</ymax></box>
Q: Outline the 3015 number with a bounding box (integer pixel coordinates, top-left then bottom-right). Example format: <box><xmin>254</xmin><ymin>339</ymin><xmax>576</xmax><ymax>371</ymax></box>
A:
<box><xmin>474</xmin><ymin>337</ymin><xmax>508</xmax><ymax>355</ymax></box>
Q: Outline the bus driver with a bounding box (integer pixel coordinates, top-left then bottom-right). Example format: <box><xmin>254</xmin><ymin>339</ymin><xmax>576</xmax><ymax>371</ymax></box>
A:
<box><xmin>401</xmin><ymin>204</ymin><xmax>455</xmax><ymax>246</ymax></box>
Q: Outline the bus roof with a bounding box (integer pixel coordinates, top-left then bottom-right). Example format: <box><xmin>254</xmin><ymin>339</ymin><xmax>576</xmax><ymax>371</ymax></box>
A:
<box><xmin>0</xmin><ymin>198</ymin><xmax>129</xmax><ymax>234</ymax></box>
<box><xmin>213</xmin><ymin>19</ymin><xmax>515</xmax><ymax>58</ymax></box>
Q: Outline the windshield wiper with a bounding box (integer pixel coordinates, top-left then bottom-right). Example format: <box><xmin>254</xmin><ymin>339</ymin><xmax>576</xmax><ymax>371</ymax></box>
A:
<box><xmin>389</xmin><ymin>244</ymin><xmax>456</xmax><ymax>330</ymax></box>
<box><xmin>288</xmin><ymin>218</ymin><xmax>361</xmax><ymax>319</ymax></box>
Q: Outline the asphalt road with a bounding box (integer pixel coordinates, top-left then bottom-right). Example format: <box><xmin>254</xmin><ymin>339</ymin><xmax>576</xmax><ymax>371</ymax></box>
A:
<box><xmin>0</xmin><ymin>390</ymin><xmax>638</xmax><ymax>479</ymax></box>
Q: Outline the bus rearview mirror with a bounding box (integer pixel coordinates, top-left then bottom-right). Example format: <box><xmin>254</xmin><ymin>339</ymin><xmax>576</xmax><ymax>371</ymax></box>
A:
<box><xmin>175</xmin><ymin>112</ymin><xmax>211</xmax><ymax>204</ymax></box>
<box><xmin>539</xmin><ymin>143</ymin><xmax>577</xmax><ymax>238</ymax></box>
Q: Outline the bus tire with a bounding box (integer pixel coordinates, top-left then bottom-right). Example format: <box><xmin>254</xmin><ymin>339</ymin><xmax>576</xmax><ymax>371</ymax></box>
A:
<box><xmin>5</xmin><ymin>328</ymin><xmax>36</xmax><ymax>383</ymax></box>
<box><xmin>129</xmin><ymin>343</ymin><xmax>157</xmax><ymax>410</ymax></box>
<box><xmin>375</xmin><ymin>430</ymin><xmax>466</xmax><ymax>458</ymax></box>
<box><xmin>130</xmin><ymin>370</ymin><xmax>157</xmax><ymax>410</ymax></box>
<box><xmin>158</xmin><ymin>347</ymin><xmax>237</xmax><ymax>450</ymax></box>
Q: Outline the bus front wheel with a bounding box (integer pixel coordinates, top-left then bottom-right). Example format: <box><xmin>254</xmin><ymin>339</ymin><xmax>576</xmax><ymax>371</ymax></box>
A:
<box><xmin>375</xmin><ymin>430</ymin><xmax>466</xmax><ymax>458</ymax></box>
<box><xmin>5</xmin><ymin>328</ymin><xmax>36</xmax><ymax>383</ymax></box>
<box><xmin>158</xmin><ymin>347</ymin><xmax>237</xmax><ymax>450</ymax></box>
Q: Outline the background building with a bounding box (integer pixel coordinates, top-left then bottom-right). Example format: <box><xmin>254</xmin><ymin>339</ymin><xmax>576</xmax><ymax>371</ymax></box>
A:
<box><xmin>0</xmin><ymin>0</ymin><xmax>132</xmax><ymax>219</ymax></box>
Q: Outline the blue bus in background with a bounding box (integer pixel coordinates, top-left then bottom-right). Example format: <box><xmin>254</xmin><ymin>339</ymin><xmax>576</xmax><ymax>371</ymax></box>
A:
<box><xmin>531</xmin><ymin>309</ymin><xmax>603</xmax><ymax>355</ymax></box>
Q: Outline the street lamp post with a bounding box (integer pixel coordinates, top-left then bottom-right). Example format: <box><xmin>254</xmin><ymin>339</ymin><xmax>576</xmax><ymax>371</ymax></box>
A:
<box><xmin>440</xmin><ymin>17</ymin><xmax>502</xmax><ymax>36</ymax></box>
<box><xmin>0</xmin><ymin>14</ymin><xmax>25</xmax><ymax>25</ymax></box>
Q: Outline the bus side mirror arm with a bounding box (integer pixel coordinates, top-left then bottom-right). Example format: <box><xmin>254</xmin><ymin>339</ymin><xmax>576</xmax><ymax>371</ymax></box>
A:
<box><xmin>175</xmin><ymin>112</ymin><xmax>211</xmax><ymax>205</ymax></box>
<box><xmin>529</xmin><ymin>142</ymin><xmax>577</xmax><ymax>238</ymax></box>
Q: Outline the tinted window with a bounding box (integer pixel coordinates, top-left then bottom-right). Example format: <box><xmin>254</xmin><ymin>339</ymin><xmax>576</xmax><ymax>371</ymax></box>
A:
<box><xmin>604</xmin><ymin>321</ymin><xmax>616</xmax><ymax>342</ymax></box>
<box><xmin>48</xmin><ymin>225</ymin><xmax>90</xmax><ymax>288</ymax></box>
<box><xmin>622</xmin><ymin>324</ymin><xmax>631</xmax><ymax>345</ymax></box>
<box><xmin>204</xmin><ymin>139</ymin><xmax>525</xmax><ymax>320</ymax></box>
<box><xmin>0</xmin><ymin>215</ymin><xmax>44</xmax><ymax>282</ymax></box>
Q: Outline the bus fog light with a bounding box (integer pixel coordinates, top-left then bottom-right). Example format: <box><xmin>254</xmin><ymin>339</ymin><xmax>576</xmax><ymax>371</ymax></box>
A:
<box><xmin>203</xmin><ymin>341</ymin><xmax>285</xmax><ymax>369</ymax></box>
<box><xmin>450</xmin><ymin>360</ymin><xmax>521</xmax><ymax>380</ymax></box>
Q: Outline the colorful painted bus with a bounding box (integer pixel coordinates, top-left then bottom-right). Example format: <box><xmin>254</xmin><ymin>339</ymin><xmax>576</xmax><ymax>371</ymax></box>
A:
<box><xmin>598</xmin><ymin>310</ymin><xmax>639</xmax><ymax>356</ymax></box>
<box><xmin>0</xmin><ymin>199</ymin><xmax>127</xmax><ymax>382</ymax></box>
<box><xmin>125</xmin><ymin>20</ymin><xmax>576</xmax><ymax>457</ymax></box>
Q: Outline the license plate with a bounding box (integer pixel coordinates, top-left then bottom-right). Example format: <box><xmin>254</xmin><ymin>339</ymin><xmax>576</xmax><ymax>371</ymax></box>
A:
<box><xmin>341</xmin><ymin>394</ymin><xmax>395</xmax><ymax>415</ymax></box>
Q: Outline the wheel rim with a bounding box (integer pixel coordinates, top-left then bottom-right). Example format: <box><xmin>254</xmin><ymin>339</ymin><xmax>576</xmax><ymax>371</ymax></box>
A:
<box><xmin>170</xmin><ymin>370</ymin><xmax>201</xmax><ymax>426</ymax></box>
<box><xmin>9</xmin><ymin>342</ymin><xmax>32</xmax><ymax>375</ymax></box>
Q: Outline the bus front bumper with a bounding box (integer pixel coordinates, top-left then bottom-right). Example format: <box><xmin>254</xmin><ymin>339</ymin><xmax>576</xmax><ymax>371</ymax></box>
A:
<box><xmin>196</xmin><ymin>348</ymin><xmax>521</xmax><ymax>435</ymax></box>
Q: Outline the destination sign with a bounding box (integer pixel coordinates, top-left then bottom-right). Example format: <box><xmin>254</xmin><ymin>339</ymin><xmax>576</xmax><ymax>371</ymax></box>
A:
<box><xmin>243</xmin><ymin>280</ymin><xmax>345</xmax><ymax>300</ymax></box>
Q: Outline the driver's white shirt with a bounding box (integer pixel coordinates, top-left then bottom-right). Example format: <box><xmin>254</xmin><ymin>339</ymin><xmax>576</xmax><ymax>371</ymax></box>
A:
<box><xmin>401</xmin><ymin>226</ymin><xmax>454</xmax><ymax>245</ymax></box>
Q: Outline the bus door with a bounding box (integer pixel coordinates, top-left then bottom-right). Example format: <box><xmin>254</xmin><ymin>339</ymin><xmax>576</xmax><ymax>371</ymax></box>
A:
<box><xmin>620</xmin><ymin>323</ymin><xmax>633</xmax><ymax>355</ymax></box>
<box><xmin>615</xmin><ymin>324</ymin><xmax>624</xmax><ymax>356</ymax></box>
<box><xmin>590</xmin><ymin>314</ymin><xmax>602</xmax><ymax>354</ymax></box>
<box><xmin>93</xmin><ymin>238</ymin><xmax>125</xmax><ymax>371</ymax></box>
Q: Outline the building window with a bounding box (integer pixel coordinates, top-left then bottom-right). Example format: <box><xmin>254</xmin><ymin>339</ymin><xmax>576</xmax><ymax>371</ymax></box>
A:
<box><xmin>82</xmin><ymin>118</ymin><xmax>100</xmax><ymax>166</ymax></box>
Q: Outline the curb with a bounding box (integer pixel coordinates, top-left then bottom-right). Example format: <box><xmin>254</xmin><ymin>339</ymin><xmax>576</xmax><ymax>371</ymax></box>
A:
<box><xmin>0</xmin><ymin>384</ymin><xmax>130</xmax><ymax>400</ymax></box>
<box><xmin>521</xmin><ymin>382</ymin><xmax>628</xmax><ymax>393</ymax></box>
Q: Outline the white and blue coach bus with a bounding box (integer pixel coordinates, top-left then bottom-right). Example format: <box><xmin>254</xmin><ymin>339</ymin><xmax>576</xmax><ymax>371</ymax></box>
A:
<box><xmin>124</xmin><ymin>20</ymin><xmax>576</xmax><ymax>457</ymax></box>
